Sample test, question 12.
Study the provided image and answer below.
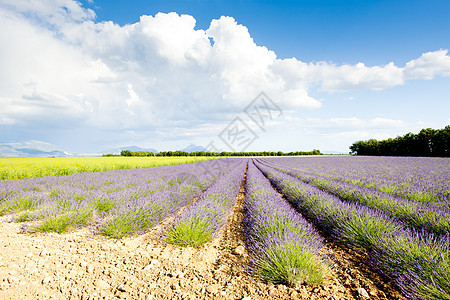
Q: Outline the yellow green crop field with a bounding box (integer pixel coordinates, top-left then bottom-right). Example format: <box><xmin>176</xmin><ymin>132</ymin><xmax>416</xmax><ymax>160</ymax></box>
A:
<box><xmin>0</xmin><ymin>156</ymin><xmax>217</xmax><ymax>180</ymax></box>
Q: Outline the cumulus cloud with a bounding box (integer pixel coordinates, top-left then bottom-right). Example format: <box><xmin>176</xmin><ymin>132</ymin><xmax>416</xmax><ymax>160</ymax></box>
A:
<box><xmin>0</xmin><ymin>0</ymin><xmax>95</xmax><ymax>24</ymax></box>
<box><xmin>272</xmin><ymin>58</ymin><xmax>405</xmax><ymax>92</ymax></box>
<box><xmin>404</xmin><ymin>49</ymin><xmax>450</xmax><ymax>80</ymax></box>
<box><xmin>1</xmin><ymin>0</ymin><xmax>450</xmax><ymax>147</ymax></box>
<box><xmin>0</xmin><ymin>5</ymin><xmax>106</xmax><ymax>125</ymax></box>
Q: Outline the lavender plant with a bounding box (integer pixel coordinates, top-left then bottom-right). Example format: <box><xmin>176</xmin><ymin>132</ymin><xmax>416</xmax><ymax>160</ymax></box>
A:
<box><xmin>370</xmin><ymin>231</ymin><xmax>450</xmax><ymax>300</ymax></box>
<box><xmin>100</xmin><ymin>207</ymin><xmax>161</xmax><ymax>239</ymax></box>
<box><xmin>259</xmin><ymin>156</ymin><xmax>450</xmax><ymax>206</ymax></box>
<box><xmin>0</xmin><ymin>193</ymin><xmax>40</xmax><ymax>216</ymax></box>
<box><xmin>165</xmin><ymin>160</ymin><xmax>247</xmax><ymax>247</ymax></box>
<box><xmin>244</xmin><ymin>161</ymin><xmax>328</xmax><ymax>286</ymax></box>
<box><xmin>34</xmin><ymin>209</ymin><xmax>93</xmax><ymax>234</ymax></box>
<box><xmin>255</xmin><ymin>160</ymin><xmax>450</xmax><ymax>300</ymax></box>
<box><xmin>259</xmin><ymin>159</ymin><xmax>450</xmax><ymax>236</ymax></box>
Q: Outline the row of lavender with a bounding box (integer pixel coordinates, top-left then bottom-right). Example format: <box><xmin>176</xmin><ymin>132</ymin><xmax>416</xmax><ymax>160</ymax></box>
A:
<box><xmin>255</xmin><ymin>159</ymin><xmax>450</xmax><ymax>300</ymax></box>
<box><xmin>258</xmin><ymin>158</ymin><xmax>450</xmax><ymax>236</ymax></box>
<box><xmin>0</xmin><ymin>159</ymin><xmax>241</xmax><ymax>238</ymax></box>
<box><xmin>259</xmin><ymin>156</ymin><xmax>450</xmax><ymax>205</ymax></box>
<box><xmin>165</xmin><ymin>160</ymin><xmax>247</xmax><ymax>247</ymax></box>
<box><xmin>243</xmin><ymin>161</ymin><xmax>328</xmax><ymax>285</ymax></box>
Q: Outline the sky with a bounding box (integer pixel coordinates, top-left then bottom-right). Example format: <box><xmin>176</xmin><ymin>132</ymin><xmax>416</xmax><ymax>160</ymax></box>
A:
<box><xmin>1</xmin><ymin>0</ymin><xmax>449</xmax><ymax>154</ymax></box>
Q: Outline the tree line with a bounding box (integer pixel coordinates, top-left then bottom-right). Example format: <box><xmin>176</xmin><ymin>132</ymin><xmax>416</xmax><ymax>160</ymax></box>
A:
<box><xmin>349</xmin><ymin>126</ymin><xmax>450</xmax><ymax>157</ymax></box>
<box><xmin>103</xmin><ymin>149</ymin><xmax>322</xmax><ymax>157</ymax></box>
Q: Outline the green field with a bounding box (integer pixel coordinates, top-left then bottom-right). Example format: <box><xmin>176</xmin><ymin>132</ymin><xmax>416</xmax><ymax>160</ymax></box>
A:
<box><xmin>0</xmin><ymin>156</ymin><xmax>216</xmax><ymax>180</ymax></box>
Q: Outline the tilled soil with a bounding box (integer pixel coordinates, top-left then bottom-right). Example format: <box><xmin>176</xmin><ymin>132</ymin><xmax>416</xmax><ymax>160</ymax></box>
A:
<box><xmin>1</xmin><ymin>177</ymin><xmax>401</xmax><ymax>300</ymax></box>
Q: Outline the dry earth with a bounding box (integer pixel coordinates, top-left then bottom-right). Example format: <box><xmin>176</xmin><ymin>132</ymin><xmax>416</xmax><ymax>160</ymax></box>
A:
<box><xmin>0</xmin><ymin>177</ymin><xmax>401</xmax><ymax>300</ymax></box>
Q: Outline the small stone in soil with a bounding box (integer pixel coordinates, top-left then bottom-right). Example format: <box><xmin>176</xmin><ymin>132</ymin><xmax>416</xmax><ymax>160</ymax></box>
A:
<box><xmin>206</xmin><ymin>284</ymin><xmax>220</xmax><ymax>294</ymax></box>
<box><xmin>117</xmin><ymin>283</ymin><xmax>130</xmax><ymax>292</ymax></box>
<box><xmin>172</xmin><ymin>270</ymin><xmax>184</xmax><ymax>278</ymax></box>
<box><xmin>7</xmin><ymin>276</ymin><xmax>19</xmax><ymax>284</ymax></box>
<box><xmin>42</xmin><ymin>277</ymin><xmax>52</xmax><ymax>284</ymax></box>
<box><xmin>143</xmin><ymin>259</ymin><xmax>160</xmax><ymax>270</ymax></box>
<box><xmin>96</xmin><ymin>280</ymin><xmax>110</xmax><ymax>290</ymax></box>
<box><xmin>233</xmin><ymin>246</ymin><xmax>245</xmax><ymax>256</ymax></box>
<box><xmin>357</xmin><ymin>287</ymin><xmax>370</xmax><ymax>299</ymax></box>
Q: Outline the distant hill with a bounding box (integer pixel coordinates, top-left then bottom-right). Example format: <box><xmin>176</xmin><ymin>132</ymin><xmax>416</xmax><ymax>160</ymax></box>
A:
<box><xmin>181</xmin><ymin>144</ymin><xmax>207</xmax><ymax>153</ymax></box>
<box><xmin>0</xmin><ymin>140</ymin><xmax>72</xmax><ymax>158</ymax></box>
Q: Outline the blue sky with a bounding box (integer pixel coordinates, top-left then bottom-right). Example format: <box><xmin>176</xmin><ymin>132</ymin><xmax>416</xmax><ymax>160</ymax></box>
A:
<box><xmin>0</xmin><ymin>0</ymin><xmax>449</xmax><ymax>154</ymax></box>
<box><xmin>87</xmin><ymin>0</ymin><xmax>450</xmax><ymax>64</ymax></box>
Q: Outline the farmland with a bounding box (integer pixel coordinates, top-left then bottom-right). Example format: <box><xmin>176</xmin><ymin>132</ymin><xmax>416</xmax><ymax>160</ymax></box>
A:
<box><xmin>0</xmin><ymin>156</ymin><xmax>216</xmax><ymax>180</ymax></box>
<box><xmin>0</xmin><ymin>156</ymin><xmax>449</xmax><ymax>299</ymax></box>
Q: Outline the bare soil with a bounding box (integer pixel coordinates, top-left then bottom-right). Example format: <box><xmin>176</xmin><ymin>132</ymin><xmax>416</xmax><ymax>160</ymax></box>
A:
<box><xmin>0</xmin><ymin>176</ymin><xmax>401</xmax><ymax>300</ymax></box>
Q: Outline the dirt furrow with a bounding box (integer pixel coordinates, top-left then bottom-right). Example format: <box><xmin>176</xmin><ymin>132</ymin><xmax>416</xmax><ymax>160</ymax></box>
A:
<box><xmin>321</xmin><ymin>238</ymin><xmax>401</xmax><ymax>299</ymax></box>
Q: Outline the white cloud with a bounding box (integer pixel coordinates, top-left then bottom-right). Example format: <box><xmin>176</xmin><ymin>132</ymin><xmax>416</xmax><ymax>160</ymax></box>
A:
<box><xmin>0</xmin><ymin>5</ymin><xmax>114</xmax><ymax>127</ymax></box>
<box><xmin>368</xmin><ymin>117</ymin><xmax>405</xmax><ymax>128</ymax></box>
<box><xmin>273</xmin><ymin>58</ymin><xmax>404</xmax><ymax>93</ymax></box>
<box><xmin>272</xmin><ymin>51</ymin><xmax>450</xmax><ymax>93</ymax></box>
<box><xmin>404</xmin><ymin>49</ymin><xmax>450</xmax><ymax>80</ymax></box>
<box><xmin>0</xmin><ymin>0</ymin><xmax>95</xmax><ymax>24</ymax></box>
<box><xmin>314</xmin><ymin>61</ymin><xmax>405</xmax><ymax>92</ymax></box>
<box><xmin>0</xmin><ymin>0</ymin><xmax>449</xmax><ymax>149</ymax></box>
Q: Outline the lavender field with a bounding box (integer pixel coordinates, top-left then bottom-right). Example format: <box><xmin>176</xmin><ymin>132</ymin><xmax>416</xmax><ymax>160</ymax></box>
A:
<box><xmin>1</xmin><ymin>156</ymin><xmax>449</xmax><ymax>299</ymax></box>
<box><xmin>0</xmin><ymin>159</ymin><xmax>239</xmax><ymax>237</ymax></box>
